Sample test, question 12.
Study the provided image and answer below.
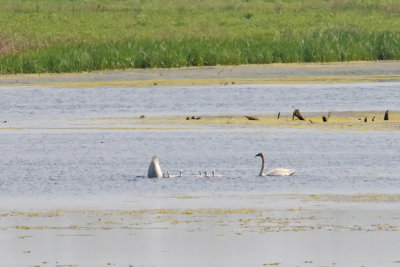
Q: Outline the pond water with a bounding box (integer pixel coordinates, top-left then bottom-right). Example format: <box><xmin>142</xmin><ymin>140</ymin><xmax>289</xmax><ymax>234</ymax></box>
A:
<box><xmin>1</xmin><ymin>82</ymin><xmax>400</xmax><ymax>118</ymax></box>
<box><xmin>0</xmin><ymin>83</ymin><xmax>399</xmax><ymax>197</ymax></box>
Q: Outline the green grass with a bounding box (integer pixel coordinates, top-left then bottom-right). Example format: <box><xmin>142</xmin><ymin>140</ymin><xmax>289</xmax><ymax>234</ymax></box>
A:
<box><xmin>1</xmin><ymin>0</ymin><xmax>400</xmax><ymax>73</ymax></box>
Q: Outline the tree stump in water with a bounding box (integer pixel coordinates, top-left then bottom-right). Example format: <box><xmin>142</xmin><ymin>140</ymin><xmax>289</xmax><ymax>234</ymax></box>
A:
<box><xmin>384</xmin><ymin>110</ymin><xmax>389</xmax><ymax>121</ymax></box>
<box><xmin>322</xmin><ymin>116</ymin><xmax>327</xmax><ymax>122</ymax></box>
<box><xmin>292</xmin><ymin>109</ymin><xmax>305</xmax><ymax>120</ymax></box>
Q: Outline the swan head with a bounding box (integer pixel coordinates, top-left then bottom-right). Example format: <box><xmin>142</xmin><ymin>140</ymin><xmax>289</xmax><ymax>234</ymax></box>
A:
<box><xmin>255</xmin><ymin>152</ymin><xmax>264</xmax><ymax>158</ymax></box>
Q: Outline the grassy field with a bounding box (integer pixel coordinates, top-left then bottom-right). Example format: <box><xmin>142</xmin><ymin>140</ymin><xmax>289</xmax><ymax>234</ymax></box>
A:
<box><xmin>1</xmin><ymin>0</ymin><xmax>400</xmax><ymax>73</ymax></box>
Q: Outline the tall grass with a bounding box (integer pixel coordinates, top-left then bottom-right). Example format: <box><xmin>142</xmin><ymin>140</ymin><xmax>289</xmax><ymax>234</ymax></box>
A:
<box><xmin>1</xmin><ymin>0</ymin><xmax>400</xmax><ymax>73</ymax></box>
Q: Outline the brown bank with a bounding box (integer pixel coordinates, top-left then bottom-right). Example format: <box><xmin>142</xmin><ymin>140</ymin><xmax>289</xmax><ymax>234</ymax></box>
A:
<box><xmin>1</xmin><ymin>61</ymin><xmax>400</xmax><ymax>87</ymax></box>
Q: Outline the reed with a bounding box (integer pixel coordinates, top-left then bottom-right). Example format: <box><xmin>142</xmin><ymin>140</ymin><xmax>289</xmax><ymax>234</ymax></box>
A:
<box><xmin>1</xmin><ymin>0</ymin><xmax>400</xmax><ymax>73</ymax></box>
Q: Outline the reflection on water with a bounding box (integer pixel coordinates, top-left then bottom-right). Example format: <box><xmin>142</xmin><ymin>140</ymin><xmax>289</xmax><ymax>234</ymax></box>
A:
<box><xmin>0</xmin><ymin>129</ymin><xmax>399</xmax><ymax>196</ymax></box>
<box><xmin>1</xmin><ymin>82</ymin><xmax>400</xmax><ymax>118</ymax></box>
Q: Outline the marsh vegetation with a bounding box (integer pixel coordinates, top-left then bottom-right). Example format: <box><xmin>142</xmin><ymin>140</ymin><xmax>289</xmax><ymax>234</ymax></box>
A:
<box><xmin>1</xmin><ymin>0</ymin><xmax>400</xmax><ymax>73</ymax></box>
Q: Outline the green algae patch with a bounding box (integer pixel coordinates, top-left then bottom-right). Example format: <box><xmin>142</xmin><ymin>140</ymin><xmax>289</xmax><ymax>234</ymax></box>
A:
<box><xmin>302</xmin><ymin>193</ymin><xmax>400</xmax><ymax>203</ymax></box>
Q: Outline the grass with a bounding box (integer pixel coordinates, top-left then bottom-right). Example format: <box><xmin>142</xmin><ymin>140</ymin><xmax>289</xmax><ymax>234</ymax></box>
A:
<box><xmin>1</xmin><ymin>0</ymin><xmax>400</xmax><ymax>73</ymax></box>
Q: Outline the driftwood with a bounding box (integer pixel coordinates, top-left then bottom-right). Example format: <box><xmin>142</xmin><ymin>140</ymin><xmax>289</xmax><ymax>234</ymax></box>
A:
<box><xmin>364</xmin><ymin>117</ymin><xmax>368</xmax><ymax>122</ymax></box>
<box><xmin>309</xmin><ymin>119</ymin><xmax>314</xmax><ymax>124</ymax></box>
<box><xmin>322</xmin><ymin>116</ymin><xmax>327</xmax><ymax>122</ymax></box>
<box><xmin>292</xmin><ymin>109</ymin><xmax>305</xmax><ymax>120</ymax></box>
<box><xmin>245</xmin><ymin>115</ymin><xmax>259</xmax><ymax>121</ymax></box>
<box><xmin>384</xmin><ymin>110</ymin><xmax>389</xmax><ymax>120</ymax></box>
<box><xmin>186</xmin><ymin>116</ymin><xmax>201</xmax><ymax>120</ymax></box>
<box><xmin>372</xmin><ymin>116</ymin><xmax>375</xmax><ymax>122</ymax></box>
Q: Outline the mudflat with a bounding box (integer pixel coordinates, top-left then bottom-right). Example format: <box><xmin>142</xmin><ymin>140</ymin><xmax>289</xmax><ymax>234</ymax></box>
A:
<box><xmin>1</xmin><ymin>61</ymin><xmax>400</xmax><ymax>87</ymax></box>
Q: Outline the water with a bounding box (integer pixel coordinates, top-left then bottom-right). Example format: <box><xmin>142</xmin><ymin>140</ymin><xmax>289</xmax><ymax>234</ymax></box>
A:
<box><xmin>1</xmin><ymin>82</ymin><xmax>400</xmax><ymax>118</ymax></box>
<box><xmin>0</xmin><ymin>83</ymin><xmax>399</xmax><ymax>197</ymax></box>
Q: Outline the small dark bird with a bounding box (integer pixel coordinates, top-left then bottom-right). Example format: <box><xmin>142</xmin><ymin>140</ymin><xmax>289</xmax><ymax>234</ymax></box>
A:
<box><xmin>277</xmin><ymin>112</ymin><xmax>280</xmax><ymax>119</ymax></box>
<box><xmin>364</xmin><ymin>117</ymin><xmax>367</xmax><ymax>122</ymax></box>
<box><xmin>322</xmin><ymin>116</ymin><xmax>327</xmax><ymax>122</ymax></box>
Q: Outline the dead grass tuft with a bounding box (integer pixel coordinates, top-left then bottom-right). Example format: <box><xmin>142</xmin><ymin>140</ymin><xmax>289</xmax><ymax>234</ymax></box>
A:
<box><xmin>0</xmin><ymin>34</ymin><xmax>21</xmax><ymax>54</ymax></box>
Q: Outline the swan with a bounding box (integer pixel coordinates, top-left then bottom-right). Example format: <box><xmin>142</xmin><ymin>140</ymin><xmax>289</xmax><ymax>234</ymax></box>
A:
<box><xmin>167</xmin><ymin>170</ymin><xmax>183</xmax><ymax>178</ymax></box>
<box><xmin>255</xmin><ymin>152</ymin><xmax>295</xmax><ymax>176</ymax></box>
<box><xmin>212</xmin><ymin>171</ymin><xmax>222</xmax><ymax>178</ymax></box>
<box><xmin>147</xmin><ymin>155</ymin><xmax>163</xmax><ymax>178</ymax></box>
<box><xmin>195</xmin><ymin>171</ymin><xmax>202</xmax><ymax>178</ymax></box>
<box><xmin>204</xmin><ymin>171</ymin><xmax>212</xmax><ymax>178</ymax></box>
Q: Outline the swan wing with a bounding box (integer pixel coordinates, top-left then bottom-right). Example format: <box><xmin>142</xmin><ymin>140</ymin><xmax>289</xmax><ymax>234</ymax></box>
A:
<box><xmin>265</xmin><ymin>168</ymin><xmax>296</xmax><ymax>176</ymax></box>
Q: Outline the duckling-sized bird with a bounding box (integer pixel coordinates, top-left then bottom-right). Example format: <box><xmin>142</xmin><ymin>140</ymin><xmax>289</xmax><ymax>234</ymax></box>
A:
<box><xmin>212</xmin><ymin>171</ymin><xmax>222</xmax><ymax>178</ymax></box>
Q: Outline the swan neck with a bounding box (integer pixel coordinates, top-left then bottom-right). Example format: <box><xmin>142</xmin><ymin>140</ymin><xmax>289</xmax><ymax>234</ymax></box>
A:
<box><xmin>259</xmin><ymin>155</ymin><xmax>265</xmax><ymax>176</ymax></box>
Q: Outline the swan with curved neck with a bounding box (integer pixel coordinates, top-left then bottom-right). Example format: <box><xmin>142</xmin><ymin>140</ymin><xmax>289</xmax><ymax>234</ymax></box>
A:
<box><xmin>255</xmin><ymin>152</ymin><xmax>295</xmax><ymax>176</ymax></box>
<box><xmin>147</xmin><ymin>155</ymin><xmax>163</xmax><ymax>178</ymax></box>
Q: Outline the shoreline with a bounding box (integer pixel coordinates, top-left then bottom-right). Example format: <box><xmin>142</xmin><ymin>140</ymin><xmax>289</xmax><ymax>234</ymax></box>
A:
<box><xmin>1</xmin><ymin>193</ymin><xmax>400</xmax><ymax>266</ymax></box>
<box><xmin>1</xmin><ymin>61</ymin><xmax>400</xmax><ymax>87</ymax></box>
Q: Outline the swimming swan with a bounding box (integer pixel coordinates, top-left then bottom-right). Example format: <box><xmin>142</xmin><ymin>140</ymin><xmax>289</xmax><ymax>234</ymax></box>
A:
<box><xmin>147</xmin><ymin>155</ymin><xmax>163</xmax><ymax>178</ymax></box>
<box><xmin>212</xmin><ymin>171</ymin><xmax>222</xmax><ymax>178</ymax></box>
<box><xmin>167</xmin><ymin>170</ymin><xmax>183</xmax><ymax>178</ymax></box>
<box><xmin>204</xmin><ymin>171</ymin><xmax>212</xmax><ymax>178</ymax></box>
<box><xmin>195</xmin><ymin>171</ymin><xmax>202</xmax><ymax>178</ymax></box>
<box><xmin>255</xmin><ymin>152</ymin><xmax>295</xmax><ymax>176</ymax></box>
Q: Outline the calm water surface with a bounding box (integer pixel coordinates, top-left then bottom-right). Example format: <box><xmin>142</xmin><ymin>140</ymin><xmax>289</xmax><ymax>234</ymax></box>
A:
<box><xmin>1</xmin><ymin>83</ymin><xmax>400</xmax><ymax>118</ymax></box>
<box><xmin>0</xmin><ymin>83</ymin><xmax>399</xmax><ymax>197</ymax></box>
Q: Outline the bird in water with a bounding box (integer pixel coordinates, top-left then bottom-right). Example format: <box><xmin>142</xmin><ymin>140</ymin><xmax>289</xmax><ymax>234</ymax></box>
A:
<box><xmin>195</xmin><ymin>171</ymin><xmax>202</xmax><ymax>178</ymax></box>
<box><xmin>212</xmin><ymin>171</ymin><xmax>222</xmax><ymax>178</ymax></box>
<box><xmin>255</xmin><ymin>152</ymin><xmax>295</xmax><ymax>176</ymax></box>
<box><xmin>204</xmin><ymin>171</ymin><xmax>212</xmax><ymax>178</ymax></box>
<box><xmin>167</xmin><ymin>170</ymin><xmax>183</xmax><ymax>178</ymax></box>
<box><xmin>147</xmin><ymin>155</ymin><xmax>163</xmax><ymax>178</ymax></box>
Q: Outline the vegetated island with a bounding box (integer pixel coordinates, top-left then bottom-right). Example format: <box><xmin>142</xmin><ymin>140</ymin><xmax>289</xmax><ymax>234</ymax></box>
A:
<box><xmin>1</xmin><ymin>0</ymin><xmax>400</xmax><ymax>74</ymax></box>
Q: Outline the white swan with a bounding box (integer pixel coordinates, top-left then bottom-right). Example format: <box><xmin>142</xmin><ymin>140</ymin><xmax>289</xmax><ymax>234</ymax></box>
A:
<box><xmin>147</xmin><ymin>155</ymin><xmax>163</xmax><ymax>178</ymax></box>
<box><xmin>195</xmin><ymin>171</ymin><xmax>202</xmax><ymax>178</ymax></box>
<box><xmin>212</xmin><ymin>171</ymin><xmax>222</xmax><ymax>178</ymax></box>
<box><xmin>255</xmin><ymin>152</ymin><xmax>295</xmax><ymax>176</ymax></box>
<box><xmin>167</xmin><ymin>170</ymin><xmax>183</xmax><ymax>178</ymax></box>
<box><xmin>204</xmin><ymin>171</ymin><xmax>212</xmax><ymax>178</ymax></box>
